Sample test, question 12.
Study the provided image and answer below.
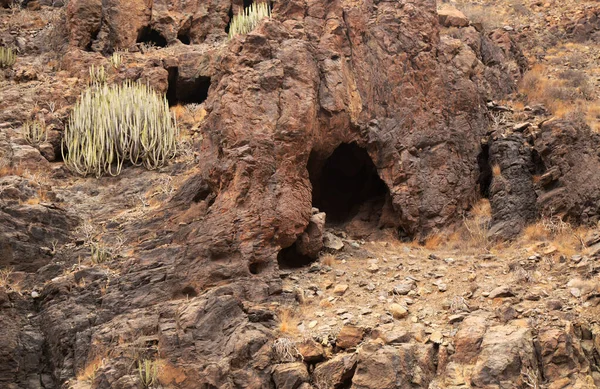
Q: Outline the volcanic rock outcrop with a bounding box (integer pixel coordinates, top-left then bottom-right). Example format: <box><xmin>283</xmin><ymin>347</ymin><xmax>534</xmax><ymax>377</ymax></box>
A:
<box><xmin>4</xmin><ymin>0</ymin><xmax>600</xmax><ymax>388</ymax></box>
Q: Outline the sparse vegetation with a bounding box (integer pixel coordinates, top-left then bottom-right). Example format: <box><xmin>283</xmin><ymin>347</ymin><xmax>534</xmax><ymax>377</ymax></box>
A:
<box><xmin>277</xmin><ymin>307</ymin><xmax>298</xmax><ymax>334</ymax></box>
<box><xmin>272</xmin><ymin>338</ymin><xmax>301</xmax><ymax>362</ymax></box>
<box><xmin>76</xmin><ymin>356</ymin><xmax>104</xmax><ymax>383</ymax></box>
<box><xmin>23</xmin><ymin>118</ymin><xmax>47</xmax><ymax>146</ymax></box>
<box><xmin>228</xmin><ymin>2</ymin><xmax>271</xmax><ymax>39</ymax></box>
<box><xmin>138</xmin><ymin>359</ymin><xmax>158</xmax><ymax>388</ymax></box>
<box><xmin>0</xmin><ymin>46</ymin><xmax>16</xmax><ymax>68</ymax></box>
<box><xmin>110</xmin><ymin>50</ymin><xmax>125</xmax><ymax>68</ymax></box>
<box><xmin>89</xmin><ymin>64</ymin><xmax>107</xmax><ymax>85</ymax></box>
<box><xmin>521</xmin><ymin>209</ymin><xmax>589</xmax><ymax>257</ymax></box>
<box><xmin>90</xmin><ymin>242</ymin><xmax>112</xmax><ymax>264</ymax></box>
<box><xmin>321</xmin><ymin>253</ymin><xmax>336</xmax><ymax>266</ymax></box>
<box><xmin>63</xmin><ymin>80</ymin><xmax>178</xmax><ymax>177</ymax></box>
<box><xmin>0</xmin><ymin>267</ymin><xmax>13</xmax><ymax>289</ymax></box>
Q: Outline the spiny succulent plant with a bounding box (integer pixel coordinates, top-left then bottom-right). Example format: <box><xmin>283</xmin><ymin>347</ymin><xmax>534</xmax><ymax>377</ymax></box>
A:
<box><xmin>63</xmin><ymin>80</ymin><xmax>178</xmax><ymax>177</ymax></box>
<box><xmin>109</xmin><ymin>50</ymin><xmax>125</xmax><ymax>68</ymax></box>
<box><xmin>228</xmin><ymin>2</ymin><xmax>271</xmax><ymax>40</ymax></box>
<box><xmin>23</xmin><ymin>118</ymin><xmax>47</xmax><ymax>146</ymax></box>
<box><xmin>0</xmin><ymin>47</ymin><xmax>16</xmax><ymax>68</ymax></box>
<box><xmin>89</xmin><ymin>65</ymin><xmax>107</xmax><ymax>85</ymax></box>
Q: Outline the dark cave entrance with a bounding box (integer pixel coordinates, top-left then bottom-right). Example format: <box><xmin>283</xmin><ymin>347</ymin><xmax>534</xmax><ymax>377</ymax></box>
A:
<box><xmin>477</xmin><ymin>144</ymin><xmax>492</xmax><ymax>198</ymax></box>
<box><xmin>137</xmin><ymin>26</ymin><xmax>168</xmax><ymax>47</ymax></box>
<box><xmin>277</xmin><ymin>243</ymin><xmax>314</xmax><ymax>269</ymax></box>
<box><xmin>166</xmin><ymin>67</ymin><xmax>211</xmax><ymax>107</ymax></box>
<box><xmin>177</xmin><ymin>28</ymin><xmax>191</xmax><ymax>45</ymax></box>
<box><xmin>308</xmin><ymin>142</ymin><xmax>388</xmax><ymax>224</ymax></box>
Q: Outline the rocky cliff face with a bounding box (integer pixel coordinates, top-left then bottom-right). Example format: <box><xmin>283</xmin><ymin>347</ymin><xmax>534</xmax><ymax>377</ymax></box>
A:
<box><xmin>2</xmin><ymin>0</ymin><xmax>600</xmax><ymax>388</ymax></box>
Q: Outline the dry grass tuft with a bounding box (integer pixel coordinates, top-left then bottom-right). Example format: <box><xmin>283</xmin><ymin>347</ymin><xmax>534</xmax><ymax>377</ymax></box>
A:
<box><xmin>321</xmin><ymin>253</ymin><xmax>336</xmax><ymax>267</ymax></box>
<box><xmin>76</xmin><ymin>355</ymin><xmax>104</xmax><ymax>383</ymax></box>
<box><xmin>277</xmin><ymin>307</ymin><xmax>299</xmax><ymax>335</ymax></box>
<box><xmin>424</xmin><ymin>233</ymin><xmax>443</xmax><ymax>250</ymax></box>
<box><xmin>520</xmin><ymin>212</ymin><xmax>590</xmax><ymax>256</ymax></box>
<box><xmin>445</xmin><ymin>199</ymin><xmax>493</xmax><ymax>253</ymax></box>
<box><xmin>492</xmin><ymin>164</ymin><xmax>502</xmax><ymax>177</ymax></box>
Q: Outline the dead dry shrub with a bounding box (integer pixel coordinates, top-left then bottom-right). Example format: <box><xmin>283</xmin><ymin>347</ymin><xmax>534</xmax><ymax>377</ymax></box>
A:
<box><xmin>445</xmin><ymin>199</ymin><xmax>493</xmax><ymax>253</ymax></box>
<box><xmin>520</xmin><ymin>209</ymin><xmax>589</xmax><ymax>256</ymax></box>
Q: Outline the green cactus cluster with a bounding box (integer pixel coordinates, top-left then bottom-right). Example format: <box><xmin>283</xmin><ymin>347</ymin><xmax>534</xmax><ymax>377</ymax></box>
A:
<box><xmin>228</xmin><ymin>2</ymin><xmax>271</xmax><ymax>39</ymax></box>
<box><xmin>0</xmin><ymin>47</ymin><xmax>16</xmax><ymax>68</ymax></box>
<box><xmin>63</xmin><ymin>80</ymin><xmax>178</xmax><ymax>177</ymax></box>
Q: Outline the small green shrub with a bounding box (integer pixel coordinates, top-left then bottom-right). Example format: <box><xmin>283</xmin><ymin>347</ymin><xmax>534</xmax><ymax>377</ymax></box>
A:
<box><xmin>0</xmin><ymin>47</ymin><xmax>16</xmax><ymax>68</ymax></box>
<box><xmin>63</xmin><ymin>81</ymin><xmax>178</xmax><ymax>177</ymax></box>
<box><xmin>228</xmin><ymin>2</ymin><xmax>271</xmax><ymax>39</ymax></box>
<box><xmin>23</xmin><ymin>118</ymin><xmax>47</xmax><ymax>146</ymax></box>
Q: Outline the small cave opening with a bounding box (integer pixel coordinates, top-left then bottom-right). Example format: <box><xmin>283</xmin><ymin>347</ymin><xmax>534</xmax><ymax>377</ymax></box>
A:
<box><xmin>85</xmin><ymin>27</ymin><xmax>100</xmax><ymax>52</ymax></box>
<box><xmin>477</xmin><ymin>144</ymin><xmax>492</xmax><ymax>198</ymax></box>
<box><xmin>177</xmin><ymin>28</ymin><xmax>191</xmax><ymax>45</ymax></box>
<box><xmin>136</xmin><ymin>26</ymin><xmax>168</xmax><ymax>47</ymax></box>
<box><xmin>277</xmin><ymin>243</ymin><xmax>314</xmax><ymax>269</ymax></box>
<box><xmin>308</xmin><ymin>142</ymin><xmax>388</xmax><ymax>224</ymax></box>
<box><xmin>166</xmin><ymin>67</ymin><xmax>211</xmax><ymax>107</ymax></box>
<box><xmin>225</xmin><ymin>5</ymin><xmax>234</xmax><ymax>34</ymax></box>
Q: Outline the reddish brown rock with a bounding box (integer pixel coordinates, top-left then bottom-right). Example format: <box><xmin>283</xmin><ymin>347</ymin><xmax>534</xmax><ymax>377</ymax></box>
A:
<box><xmin>437</xmin><ymin>6</ymin><xmax>469</xmax><ymax>28</ymax></box>
<box><xmin>66</xmin><ymin>0</ymin><xmax>102</xmax><ymax>49</ymax></box>
<box><xmin>336</xmin><ymin>326</ymin><xmax>364</xmax><ymax>349</ymax></box>
<box><xmin>296</xmin><ymin>338</ymin><xmax>325</xmax><ymax>363</ymax></box>
<box><xmin>470</xmin><ymin>323</ymin><xmax>535</xmax><ymax>386</ymax></box>
<box><xmin>351</xmin><ymin>342</ymin><xmax>436</xmax><ymax>389</ymax></box>
<box><xmin>313</xmin><ymin>353</ymin><xmax>357</xmax><ymax>389</ymax></box>
<box><xmin>272</xmin><ymin>362</ymin><xmax>309</xmax><ymax>389</ymax></box>
<box><xmin>534</xmin><ymin>120</ymin><xmax>600</xmax><ymax>226</ymax></box>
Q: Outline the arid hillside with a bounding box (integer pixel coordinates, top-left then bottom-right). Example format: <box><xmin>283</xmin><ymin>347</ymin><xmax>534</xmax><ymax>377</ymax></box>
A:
<box><xmin>1</xmin><ymin>0</ymin><xmax>600</xmax><ymax>388</ymax></box>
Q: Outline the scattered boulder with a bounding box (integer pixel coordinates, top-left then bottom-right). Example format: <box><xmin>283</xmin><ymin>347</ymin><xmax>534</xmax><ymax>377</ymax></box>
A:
<box><xmin>272</xmin><ymin>362</ymin><xmax>310</xmax><ymax>389</ymax></box>
<box><xmin>313</xmin><ymin>353</ymin><xmax>357</xmax><ymax>389</ymax></box>
<box><xmin>438</xmin><ymin>5</ymin><xmax>470</xmax><ymax>28</ymax></box>
<box><xmin>296</xmin><ymin>339</ymin><xmax>325</xmax><ymax>363</ymax></box>
<box><xmin>336</xmin><ymin>326</ymin><xmax>364</xmax><ymax>349</ymax></box>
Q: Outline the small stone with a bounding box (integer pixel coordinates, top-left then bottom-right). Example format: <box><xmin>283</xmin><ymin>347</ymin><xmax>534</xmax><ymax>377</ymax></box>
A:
<box><xmin>570</xmin><ymin>288</ymin><xmax>581</xmax><ymax>298</ymax></box>
<box><xmin>448</xmin><ymin>314</ymin><xmax>466</xmax><ymax>324</ymax></box>
<box><xmin>382</xmin><ymin>328</ymin><xmax>411</xmax><ymax>344</ymax></box>
<box><xmin>389</xmin><ymin>303</ymin><xmax>408</xmax><ymax>319</ymax></box>
<box><xmin>429</xmin><ymin>331</ymin><xmax>443</xmax><ymax>344</ymax></box>
<box><xmin>367</xmin><ymin>264</ymin><xmax>379</xmax><ymax>273</ymax></box>
<box><xmin>392</xmin><ymin>281</ymin><xmax>416</xmax><ymax>295</ymax></box>
<box><xmin>31</xmin><ymin>291</ymin><xmax>39</xmax><ymax>298</ymax></box>
<box><xmin>333</xmin><ymin>284</ymin><xmax>349</xmax><ymax>295</ymax></box>
<box><xmin>546</xmin><ymin>300</ymin><xmax>562</xmax><ymax>311</ymax></box>
<box><xmin>323</xmin><ymin>232</ymin><xmax>344</xmax><ymax>250</ymax></box>
<box><xmin>366</xmin><ymin>283</ymin><xmax>376</xmax><ymax>291</ymax></box>
<box><xmin>436</xmin><ymin>282</ymin><xmax>448</xmax><ymax>292</ymax></box>
<box><xmin>488</xmin><ymin>285</ymin><xmax>515</xmax><ymax>299</ymax></box>
<box><xmin>308</xmin><ymin>320</ymin><xmax>318</xmax><ymax>329</ymax></box>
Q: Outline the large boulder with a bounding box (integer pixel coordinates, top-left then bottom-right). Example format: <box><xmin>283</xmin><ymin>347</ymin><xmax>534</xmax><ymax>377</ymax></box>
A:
<box><xmin>534</xmin><ymin>119</ymin><xmax>600</xmax><ymax>225</ymax></box>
